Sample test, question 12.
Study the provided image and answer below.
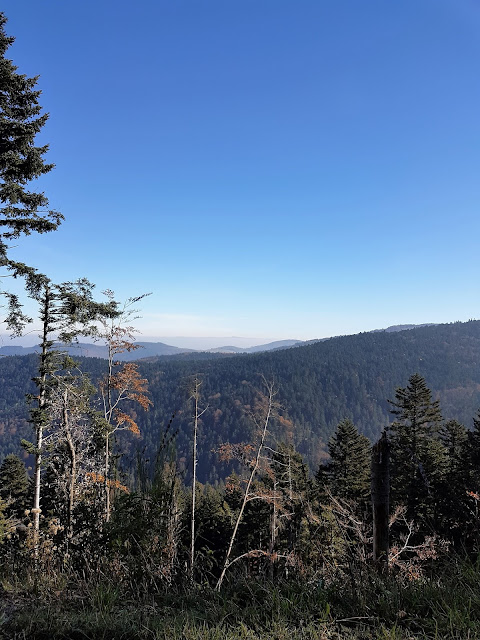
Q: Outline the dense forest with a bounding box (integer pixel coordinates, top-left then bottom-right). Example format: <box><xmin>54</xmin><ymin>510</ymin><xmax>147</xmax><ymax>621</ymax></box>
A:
<box><xmin>2</xmin><ymin>318</ymin><xmax>480</xmax><ymax>637</ymax></box>
<box><xmin>2</xmin><ymin>341</ymin><xmax>480</xmax><ymax>638</ymax></box>
<box><xmin>1</xmin><ymin>319</ymin><xmax>480</xmax><ymax>485</ymax></box>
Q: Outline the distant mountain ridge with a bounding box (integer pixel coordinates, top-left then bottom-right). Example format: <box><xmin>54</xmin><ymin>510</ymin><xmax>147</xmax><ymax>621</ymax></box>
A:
<box><xmin>207</xmin><ymin>339</ymin><xmax>302</xmax><ymax>353</ymax></box>
<box><xmin>0</xmin><ymin>339</ymin><xmax>303</xmax><ymax>360</ymax></box>
<box><xmin>0</xmin><ymin>341</ymin><xmax>190</xmax><ymax>360</ymax></box>
<box><xmin>0</xmin><ymin>324</ymin><xmax>434</xmax><ymax>360</ymax></box>
<box><xmin>0</xmin><ymin>339</ymin><xmax>304</xmax><ymax>360</ymax></box>
<box><xmin>372</xmin><ymin>323</ymin><xmax>436</xmax><ymax>333</ymax></box>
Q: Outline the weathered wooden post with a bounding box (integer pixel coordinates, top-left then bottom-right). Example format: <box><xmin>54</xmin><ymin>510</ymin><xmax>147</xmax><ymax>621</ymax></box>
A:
<box><xmin>371</xmin><ymin>431</ymin><xmax>390</xmax><ymax>570</ymax></box>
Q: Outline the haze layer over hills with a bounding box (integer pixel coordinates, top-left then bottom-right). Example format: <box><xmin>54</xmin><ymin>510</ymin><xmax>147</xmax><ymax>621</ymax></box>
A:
<box><xmin>0</xmin><ymin>324</ymin><xmax>434</xmax><ymax>359</ymax></box>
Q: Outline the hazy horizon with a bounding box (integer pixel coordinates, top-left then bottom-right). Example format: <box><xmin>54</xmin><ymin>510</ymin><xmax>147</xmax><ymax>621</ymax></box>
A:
<box><xmin>0</xmin><ymin>333</ymin><xmax>300</xmax><ymax>350</ymax></box>
<box><xmin>0</xmin><ymin>320</ymin><xmax>452</xmax><ymax>350</ymax></box>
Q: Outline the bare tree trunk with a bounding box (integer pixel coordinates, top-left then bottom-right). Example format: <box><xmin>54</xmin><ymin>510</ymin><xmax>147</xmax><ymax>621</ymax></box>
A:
<box><xmin>104</xmin><ymin>340</ymin><xmax>114</xmax><ymax>523</ymax></box>
<box><xmin>190</xmin><ymin>378</ymin><xmax>199</xmax><ymax>581</ymax></box>
<box><xmin>105</xmin><ymin>434</ymin><xmax>110</xmax><ymax>522</ymax></box>
<box><xmin>63</xmin><ymin>389</ymin><xmax>76</xmax><ymax>544</ymax></box>
<box><xmin>32</xmin><ymin>426</ymin><xmax>43</xmax><ymax>559</ymax></box>
<box><xmin>189</xmin><ymin>376</ymin><xmax>207</xmax><ymax>582</ymax></box>
<box><xmin>216</xmin><ymin>381</ymin><xmax>275</xmax><ymax>591</ymax></box>
<box><xmin>268</xmin><ymin>477</ymin><xmax>278</xmax><ymax>580</ymax></box>
<box><xmin>288</xmin><ymin>455</ymin><xmax>293</xmax><ymax>501</ymax></box>
<box><xmin>32</xmin><ymin>286</ymin><xmax>51</xmax><ymax>559</ymax></box>
<box><xmin>371</xmin><ymin>431</ymin><xmax>390</xmax><ymax>570</ymax></box>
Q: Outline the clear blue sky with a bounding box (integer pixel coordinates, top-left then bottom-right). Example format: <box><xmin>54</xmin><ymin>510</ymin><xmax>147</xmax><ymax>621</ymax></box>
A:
<box><xmin>2</xmin><ymin>0</ymin><xmax>480</xmax><ymax>341</ymax></box>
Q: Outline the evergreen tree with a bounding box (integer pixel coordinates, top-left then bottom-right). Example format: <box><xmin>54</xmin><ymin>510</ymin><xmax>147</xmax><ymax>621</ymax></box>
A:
<box><xmin>15</xmin><ymin>277</ymin><xmax>117</xmax><ymax>552</ymax></box>
<box><xmin>0</xmin><ymin>497</ymin><xmax>8</xmax><ymax>542</ymax></box>
<box><xmin>0</xmin><ymin>13</ymin><xmax>62</xmax><ymax>290</ymax></box>
<box><xmin>193</xmin><ymin>483</ymin><xmax>232</xmax><ymax>582</ymax></box>
<box><xmin>326</xmin><ymin>418</ymin><xmax>371</xmax><ymax>504</ymax></box>
<box><xmin>0</xmin><ymin>453</ymin><xmax>29</xmax><ymax>517</ymax></box>
<box><xmin>270</xmin><ymin>443</ymin><xmax>314</xmax><ymax>566</ymax></box>
<box><xmin>467</xmin><ymin>410</ymin><xmax>480</xmax><ymax>493</ymax></box>
<box><xmin>437</xmin><ymin>419</ymin><xmax>469</xmax><ymax>542</ymax></box>
<box><xmin>314</xmin><ymin>422</ymin><xmax>372</xmax><ymax>575</ymax></box>
<box><xmin>387</xmin><ymin>373</ymin><xmax>446</xmax><ymax>525</ymax></box>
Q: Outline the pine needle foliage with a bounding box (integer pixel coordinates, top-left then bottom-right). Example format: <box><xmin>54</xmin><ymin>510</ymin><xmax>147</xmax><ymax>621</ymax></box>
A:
<box><xmin>387</xmin><ymin>373</ymin><xmax>447</xmax><ymax>525</ymax></box>
<box><xmin>326</xmin><ymin>418</ymin><xmax>371</xmax><ymax>504</ymax></box>
<box><xmin>0</xmin><ymin>12</ymin><xmax>63</xmax><ymax>290</ymax></box>
<box><xmin>0</xmin><ymin>453</ymin><xmax>29</xmax><ymax>517</ymax></box>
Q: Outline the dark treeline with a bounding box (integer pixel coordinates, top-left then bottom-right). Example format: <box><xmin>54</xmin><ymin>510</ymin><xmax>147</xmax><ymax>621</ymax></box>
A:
<box><xmin>2</xmin><ymin>363</ymin><xmax>480</xmax><ymax>607</ymax></box>
<box><xmin>3</xmin><ymin>341</ymin><xmax>480</xmax><ymax>638</ymax></box>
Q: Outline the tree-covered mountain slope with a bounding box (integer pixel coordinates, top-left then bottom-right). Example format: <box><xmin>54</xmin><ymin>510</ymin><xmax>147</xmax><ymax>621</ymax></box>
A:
<box><xmin>1</xmin><ymin>320</ymin><xmax>479</xmax><ymax>483</ymax></box>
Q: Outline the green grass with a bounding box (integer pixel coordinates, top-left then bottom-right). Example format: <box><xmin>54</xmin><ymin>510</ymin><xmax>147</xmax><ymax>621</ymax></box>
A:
<box><xmin>2</xmin><ymin>557</ymin><xmax>480</xmax><ymax>639</ymax></box>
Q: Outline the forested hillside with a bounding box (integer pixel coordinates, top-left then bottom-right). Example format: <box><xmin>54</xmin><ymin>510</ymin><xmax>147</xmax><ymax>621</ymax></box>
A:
<box><xmin>3</xmin><ymin>4</ymin><xmax>480</xmax><ymax>637</ymax></box>
<box><xmin>1</xmin><ymin>320</ymin><xmax>479</xmax><ymax>483</ymax></box>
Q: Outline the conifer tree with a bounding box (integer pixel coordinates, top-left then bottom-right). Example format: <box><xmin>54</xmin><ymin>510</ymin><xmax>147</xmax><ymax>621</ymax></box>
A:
<box><xmin>326</xmin><ymin>418</ymin><xmax>371</xmax><ymax>504</ymax></box>
<box><xmin>314</xmin><ymin>421</ymin><xmax>372</xmax><ymax>575</ymax></box>
<box><xmin>14</xmin><ymin>277</ymin><xmax>116</xmax><ymax>554</ymax></box>
<box><xmin>268</xmin><ymin>443</ymin><xmax>313</xmax><ymax>566</ymax></box>
<box><xmin>467</xmin><ymin>410</ymin><xmax>480</xmax><ymax>492</ymax></box>
<box><xmin>387</xmin><ymin>373</ymin><xmax>446</xmax><ymax>524</ymax></box>
<box><xmin>0</xmin><ymin>497</ymin><xmax>8</xmax><ymax>543</ymax></box>
<box><xmin>194</xmin><ymin>483</ymin><xmax>232</xmax><ymax>578</ymax></box>
<box><xmin>437</xmin><ymin>419</ymin><xmax>469</xmax><ymax>541</ymax></box>
<box><xmin>0</xmin><ymin>453</ymin><xmax>29</xmax><ymax>517</ymax></box>
<box><xmin>0</xmin><ymin>13</ymin><xmax>62</xmax><ymax>289</ymax></box>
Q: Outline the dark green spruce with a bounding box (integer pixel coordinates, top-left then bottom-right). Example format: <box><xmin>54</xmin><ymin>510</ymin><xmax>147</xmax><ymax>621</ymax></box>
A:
<box><xmin>387</xmin><ymin>373</ymin><xmax>447</xmax><ymax>526</ymax></box>
<box><xmin>0</xmin><ymin>453</ymin><xmax>29</xmax><ymax>517</ymax></box>
<box><xmin>0</xmin><ymin>11</ymin><xmax>63</xmax><ymax>320</ymax></box>
<box><xmin>324</xmin><ymin>418</ymin><xmax>371</xmax><ymax>504</ymax></box>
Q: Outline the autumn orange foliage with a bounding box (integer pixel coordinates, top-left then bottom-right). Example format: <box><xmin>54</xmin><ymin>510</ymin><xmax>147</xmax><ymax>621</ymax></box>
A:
<box><xmin>86</xmin><ymin>472</ymin><xmax>129</xmax><ymax>493</ymax></box>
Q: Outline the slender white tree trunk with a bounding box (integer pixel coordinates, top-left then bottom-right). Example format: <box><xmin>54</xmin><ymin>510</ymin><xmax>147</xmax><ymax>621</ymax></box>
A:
<box><xmin>190</xmin><ymin>376</ymin><xmax>207</xmax><ymax>581</ymax></box>
<box><xmin>190</xmin><ymin>382</ymin><xmax>198</xmax><ymax>580</ymax></box>
<box><xmin>269</xmin><ymin>477</ymin><xmax>278</xmax><ymax>580</ymax></box>
<box><xmin>104</xmin><ymin>338</ymin><xmax>114</xmax><ymax>523</ymax></box>
<box><xmin>104</xmin><ymin>434</ymin><xmax>110</xmax><ymax>522</ymax></box>
<box><xmin>216</xmin><ymin>383</ymin><xmax>274</xmax><ymax>591</ymax></box>
<box><xmin>32</xmin><ymin>286</ymin><xmax>51</xmax><ymax>559</ymax></box>
<box><xmin>63</xmin><ymin>388</ymin><xmax>77</xmax><ymax>543</ymax></box>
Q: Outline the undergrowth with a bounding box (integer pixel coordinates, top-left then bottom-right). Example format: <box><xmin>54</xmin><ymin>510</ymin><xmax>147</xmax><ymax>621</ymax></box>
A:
<box><xmin>2</xmin><ymin>556</ymin><xmax>480</xmax><ymax>639</ymax></box>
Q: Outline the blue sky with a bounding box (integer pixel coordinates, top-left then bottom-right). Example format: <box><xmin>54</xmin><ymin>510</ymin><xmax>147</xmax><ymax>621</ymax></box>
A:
<box><xmin>2</xmin><ymin>0</ymin><xmax>480</xmax><ymax>342</ymax></box>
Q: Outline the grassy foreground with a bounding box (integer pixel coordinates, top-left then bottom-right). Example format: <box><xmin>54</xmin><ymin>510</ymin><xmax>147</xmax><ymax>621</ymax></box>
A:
<box><xmin>2</xmin><ymin>558</ymin><xmax>480</xmax><ymax>639</ymax></box>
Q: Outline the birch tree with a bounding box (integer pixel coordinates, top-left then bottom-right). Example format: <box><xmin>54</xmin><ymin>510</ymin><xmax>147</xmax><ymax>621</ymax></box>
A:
<box><xmin>96</xmin><ymin>291</ymin><xmax>152</xmax><ymax>522</ymax></box>
<box><xmin>47</xmin><ymin>362</ymin><xmax>99</xmax><ymax>547</ymax></box>
<box><xmin>9</xmin><ymin>276</ymin><xmax>115</xmax><ymax>557</ymax></box>
<box><xmin>215</xmin><ymin>379</ymin><xmax>278</xmax><ymax>591</ymax></box>
<box><xmin>188</xmin><ymin>375</ymin><xmax>208</xmax><ymax>581</ymax></box>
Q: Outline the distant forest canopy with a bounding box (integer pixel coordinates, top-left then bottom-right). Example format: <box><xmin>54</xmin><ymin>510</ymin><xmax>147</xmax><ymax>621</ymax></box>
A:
<box><xmin>0</xmin><ymin>319</ymin><xmax>479</xmax><ymax>484</ymax></box>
